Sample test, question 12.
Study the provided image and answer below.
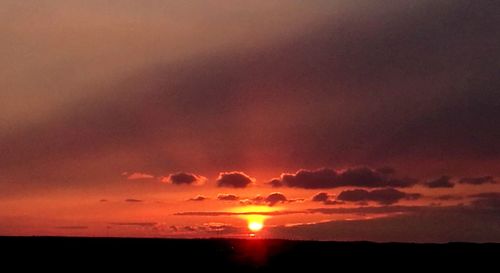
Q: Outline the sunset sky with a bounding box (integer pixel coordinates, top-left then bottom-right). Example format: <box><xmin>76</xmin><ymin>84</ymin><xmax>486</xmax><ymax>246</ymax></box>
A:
<box><xmin>1</xmin><ymin>0</ymin><xmax>499</xmax><ymax>242</ymax></box>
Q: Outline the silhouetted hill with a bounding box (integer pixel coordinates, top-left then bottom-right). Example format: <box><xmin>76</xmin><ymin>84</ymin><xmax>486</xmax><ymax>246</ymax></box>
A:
<box><xmin>1</xmin><ymin>236</ymin><xmax>498</xmax><ymax>271</ymax></box>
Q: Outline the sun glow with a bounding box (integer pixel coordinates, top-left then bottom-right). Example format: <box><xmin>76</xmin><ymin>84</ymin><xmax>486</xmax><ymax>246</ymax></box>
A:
<box><xmin>229</xmin><ymin>205</ymin><xmax>274</xmax><ymax>233</ymax></box>
<box><xmin>248</xmin><ymin>221</ymin><xmax>264</xmax><ymax>232</ymax></box>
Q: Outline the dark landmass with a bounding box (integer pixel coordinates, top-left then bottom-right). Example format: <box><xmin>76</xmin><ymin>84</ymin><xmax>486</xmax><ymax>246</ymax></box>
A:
<box><xmin>1</xmin><ymin>236</ymin><xmax>498</xmax><ymax>271</ymax></box>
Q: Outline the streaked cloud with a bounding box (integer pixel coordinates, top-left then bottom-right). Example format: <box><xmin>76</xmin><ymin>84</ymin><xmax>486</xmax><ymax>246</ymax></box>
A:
<box><xmin>459</xmin><ymin>176</ymin><xmax>496</xmax><ymax>185</ymax></box>
<box><xmin>423</xmin><ymin>176</ymin><xmax>455</xmax><ymax>188</ymax></box>
<box><xmin>124</xmin><ymin>172</ymin><xmax>155</xmax><ymax>180</ymax></box>
<box><xmin>125</xmin><ymin>198</ymin><xmax>144</xmax><ymax>203</ymax></box>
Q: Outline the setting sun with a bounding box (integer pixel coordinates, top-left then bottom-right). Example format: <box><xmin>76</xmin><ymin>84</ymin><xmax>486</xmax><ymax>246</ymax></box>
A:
<box><xmin>248</xmin><ymin>221</ymin><xmax>264</xmax><ymax>232</ymax></box>
<box><xmin>229</xmin><ymin>206</ymin><xmax>270</xmax><ymax>233</ymax></box>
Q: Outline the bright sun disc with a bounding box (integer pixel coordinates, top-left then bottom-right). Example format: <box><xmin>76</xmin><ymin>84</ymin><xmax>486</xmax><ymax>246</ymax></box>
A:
<box><xmin>248</xmin><ymin>221</ymin><xmax>264</xmax><ymax>232</ymax></box>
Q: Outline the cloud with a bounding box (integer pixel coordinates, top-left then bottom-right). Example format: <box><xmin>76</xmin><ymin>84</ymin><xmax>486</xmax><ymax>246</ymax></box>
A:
<box><xmin>435</xmin><ymin>194</ymin><xmax>463</xmax><ymax>201</ymax></box>
<box><xmin>459</xmin><ymin>176</ymin><xmax>496</xmax><ymax>185</ymax></box>
<box><xmin>265</xmin><ymin>192</ymin><xmax>288</xmax><ymax>206</ymax></box>
<box><xmin>200</xmin><ymin>223</ymin><xmax>239</xmax><ymax>234</ymax></box>
<box><xmin>469</xmin><ymin>192</ymin><xmax>500</xmax><ymax>209</ymax></box>
<box><xmin>470</xmin><ymin>192</ymin><xmax>500</xmax><ymax>199</ymax></box>
<box><xmin>312</xmin><ymin>192</ymin><xmax>330</xmax><ymax>202</ymax></box>
<box><xmin>169</xmin><ymin>225</ymin><xmax>178</xmax><ymax>232</ymax></box>
<box><xmin>423</xmin><ymin>176</ymin><xmax>455</xmax><ymax>188</ymax></box>
<box><xmin>124</xmin><ymin>172</ymin><xmax>155</xmax><ymax>180</ymax></box>
<box><xmin>311</xmin><ymin>192</ymin><xmax>343</xmax><ymax>205</ymax></box>
<box><xmin>217</xmin><ymin>193</ymin><xmax>239</xmax><ymax>201</ymax></box>
<box><xmin>216</xmin><ymin>172</ymin><xmax>255</xmax><ymax>188</ymax></box>
<box><xmin>110</xmin><ymin>222</ymin><xmax>157</xmax><ymax>227</ymax></box>
<box><xmin>54</xmin><ymin>226</ymin><xmax>89</xmax><ymax>230</ymax></box>
<box><xmin>307</xmin><ymin>205</ymin><xmax>425</xmax><ymax>215</ymax></box>
<box><xmin>183</xmin><ymin>226</ymin><xmax>197</xmax><ymax>232</ymax></box>
<box><xmin>175</xmin><ymin>210</ymin><xmax>303</xmax><ymax>217</ymax></box>
<box><xmin>267</xmin><ymin>178</ymin><xmax>283</xmax><ymax>188</ymax></box>
<box><xmin>323</xmin><ymin>200</ymin><xmax>345</xmax><ymax>205</ymax></box>
<box><xmin>168</xmin><ymin>223</ymin><xmax>241</xmax><ymax>235</ymax></box>
<box><xmin>175</xmin><ymin>202</ymin><xmax>500</xmax><ymax>221</ymax></box>
<box><xmin>162</xmin><ymin>172</ymin><xmax>206</xmax><ymax>186</ymax></box>
<box><xmin>238</xmin><ymin>195</ymin><xmax>265</xmax><ymax>206</ymax></box>
<box><xmin>271</xmin><ymin>167</ymin><xmax>417</xmax><ymax>189</ymax></box>
<box><xmin>337</xmin><ymin>188</ymin><xmax>422</xmax><ymax>205</ymax></box>
<box><xmin>238</xmin><ymin>192</ymin><xmax>291</xmax><ymax>206</ymax></box>
<box><xmin>176</xmin><ymin>205</ymin><xmax>434</xmax><ymax>217</ymax></box>
<box><xmin>238</xmin><ymin>199</ymin><xmax>257</xmax><ymax>206</ymax></box>
<box><xmin>109</xmin><ymin>222</ymin><xmax>169</xmax><ymax>232</ymax></box>
<box><xmin>1</xmin><ymin>1</ymin><xmax>499</xmax><ymax>199</ymax></box>
<box><xmin>188</xmin><ymin>195</ymin><xmax>207</xmax><ymax>201</ymax></box>
<box><xmin>125</xmin><ymin>198</ymin><xmax>144</xmax><ymax>203</ymax></box>
<box><xmin>177</xmin><ymin>202</ymin><xmax>442</xmax><ymax>219</ymax></box>
<box><xmin>270</xmin><ymin>206</ymin><xmax>500</xmax><ymax>242</ymax></box>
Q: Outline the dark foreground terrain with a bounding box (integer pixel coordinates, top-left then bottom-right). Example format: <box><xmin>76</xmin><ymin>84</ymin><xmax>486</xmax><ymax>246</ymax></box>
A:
<box><xmin>1</xmin><ymin>236</ymin><xmax>498</xmax><ymax>271</ymax></box>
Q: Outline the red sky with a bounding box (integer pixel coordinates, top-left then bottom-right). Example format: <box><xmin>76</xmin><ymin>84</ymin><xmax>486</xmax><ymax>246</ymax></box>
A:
<box><xmin>1</xmin><ymin>0</ymin><xmax>499</xmax><ymax>242</ymax></box>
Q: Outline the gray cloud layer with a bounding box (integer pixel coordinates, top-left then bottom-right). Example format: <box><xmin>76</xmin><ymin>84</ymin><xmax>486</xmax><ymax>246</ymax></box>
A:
<box><xmin>0</xmin><ymin>0</ymin><xmax>499</xmax><ymax>195</ymax></box>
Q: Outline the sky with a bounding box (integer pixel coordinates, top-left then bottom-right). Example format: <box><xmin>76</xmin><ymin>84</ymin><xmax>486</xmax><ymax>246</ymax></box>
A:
<box><xmin>1</xmin><ymin>0</ymin><xmax>500</xmax><ymax>242</ymax></box>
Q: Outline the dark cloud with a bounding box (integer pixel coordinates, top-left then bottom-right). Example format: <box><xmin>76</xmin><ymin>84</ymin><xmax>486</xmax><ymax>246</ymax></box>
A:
<box><xmin>163</xmin><ymin>172</ymin><xmax>206</xmax><ymax>186</ymax></box>
<box><xmin>312</xmin><ymin>192</ymin><xmax>330</xmax><ymax>202</ymax></box>
<box><xmin>274</xmin><ymin>167</ymin><xmax>417</xmax><ymax>189</ymax></box>
<box><xmin>125</xmin><ymin>199</ymin><xmax>143</xmax><ymax>203</ymax></box>
<box><xmin>217</xmin><ymin>193</ymin><xmax>239</xmax><ymax>201</ymax></box>
<box><xmin>216</xmin><ymin>172</ymin><xmax>255</xmax><ymax>188</ymax></box>
<box><xmin>337</xmin><ymin>188</ymin><xmax>422</xmax><ymax>205</ymax></box>
<box><xmin>459</xmin><ymin>176</ymin><xmax>496</xmax><ymax>185</ymax></box>
<box><xmin>469</xmin><ymin>192</ymin><xmax>500</xmax><ymax>209</ymax></box>
<box><xmin>270</xmin><ymin>206</ymin><xmax>500</xmax><ymax>242</ymax></box>
<box><xmin>470</xmin><ymin>192</ymin><xmax>500</xmax><ymax>199</ymax></box>
<box><xmin>188</xmin><ymin>195</ymin><xmax>207</xmax><ymax>202</ymax></box>
<box><xmin>323</xmin><ymin>200</ymin><xmax>345</xmax><ymax>205</ymax></box>
<box><xmin>311</xmin><ymin>192</ymin><xmax>343</xmax><ymax>205</ymax></box>
<box><xmin>424</xmin><ymin>176</ymin><xmax>455</xmax><ymax>188</ymax></box>
<box><xmin>435</xmin><ymin>194</ymin><xmax>463</xmax><ymax>201</ymax></box>
<box><xmin>238</xmin><ymin>192</ymin><xmax>290</xmax><ymax>206</ymax></box>
<box><xmin>265</xmin><ymin>192</ymin><xmax>288</xmax><ymax>206</ymax></box>
<box><xmin>267</xmin><ymin>178</ymin><xmax>283</xmax><ymax>188</ymax></box>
